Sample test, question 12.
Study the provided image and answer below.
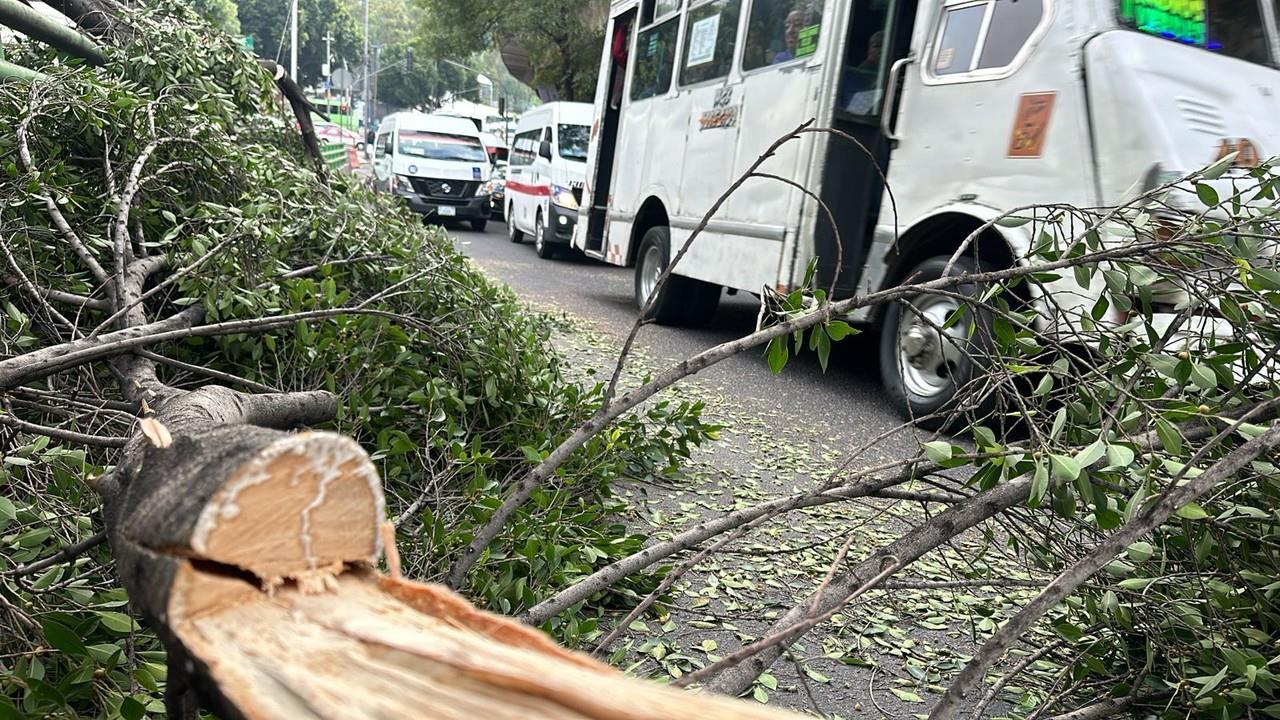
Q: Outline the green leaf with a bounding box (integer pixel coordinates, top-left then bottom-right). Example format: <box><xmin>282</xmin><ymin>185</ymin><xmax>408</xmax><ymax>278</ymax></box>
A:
<box><xmin>1106</xmin><ymin>444</ymin><xmax>1135</xmax><ymax>469</ymax></box>
<box><xmin>765</xmin><ymin>336</ymin><xmax>788</xmax><ymax>374</ymax></box>
<box><xmin>922</xmin><ymin>441</ymin><xmax>953</xmax><ymax>464</ymax></box>
<box><xmin>1195</xmin><ymin>182</ymin><xmax>1220</xmax><ymax>207</ymax></box>
<box><xmin>97</xmin><ymin>611</ymin><xmax>137</xmax><ymax>634</ymax></box>
<box><xmin>752</xmin><ymin>686</ymin><xmax>769</xmax><ymax>703</ymax></box>
<box><xmin>825</xmin><ymin>320</ymin><xmax>857</xmax><ymax>340</ymax></box>
<box><xmin>1075</xmin><ymin>440</ymin><xmax>1106</xmax><ymax>468</ymax></box>
<box><xmin>1201</xmin><ymin>153</ymin><xmax>1234</xmax><ymax>179</ymax></box>
<box><xmin>1049</xmin><ymin>454</ymin><xmax>1082</xmax><ymax>482</ymax></box>
<box><xmin>1194</xmin><ymin>665</ymin><xmax>1228</xmax><ymax>698</ymax></box>
<box><xmin>1126</xmin><ymin>541</ymin><xmax>1155</xmax><ymax>562</ymax></box>
<box><xmin>519</xmin><ymin>446</ymin><xmax>543</xmax><ymax>464</ymax></box>
<box><xmin>1155</xmin><ymin>418</ymin><xmax>1183</xmax><ymax>456</ymax></box>
<box><xmin>890</xmin><ymin>687</ymin><xmax>924</xmax><ymax>703</ymax></box>
<box><xmin>1028</xmin><ymin>460</ymin><xmax>1049</xmax><ymax>508</ymax></box>
<box><xmin>41</xmin><ymin>619</ymin><xmax>87</xmax><ymax>656</ymax></box>
<box><xmin>759</xmin><ymin>673</ymin><xmax>778</xmax><ymax>690</ymax></box>
<box><xmin>1176</xmin><ymin>502</ymin><xmax>1209</xmax><ymax>520</ymax></box>
<box><xmin>0</xmin><ymin>496</ymin><xmax>15</xmax><ymax>523</ymax></box>
<box><xmin>815</xmin><ymin>328</ymin><xmax>831</xmax><ymax>372</ymax></box>
<box><xmin>1188</xmin><ymin>363</ymin><xmax>1217</xmax><ymax>392</ymax></box>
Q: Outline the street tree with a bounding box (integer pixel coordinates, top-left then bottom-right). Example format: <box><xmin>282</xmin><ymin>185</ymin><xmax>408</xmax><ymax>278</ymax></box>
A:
<box><xmin>184</xmin><ymin>0</ymin><xmax>240</xmax><ymax>34</ymax></box>
<box><xmin>412</xmin><ymin>0</ymin><xmax>606</xmax><ymax>101</ymax></box>
<box><xmin>234</xmin><ymin>0</ymin><xmax>361</xmax><ymax>86</ymax></box>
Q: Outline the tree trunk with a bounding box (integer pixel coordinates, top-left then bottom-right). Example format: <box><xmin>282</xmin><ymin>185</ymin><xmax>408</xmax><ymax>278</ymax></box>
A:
<box><xmin>98</xmin><ymin>386</ymin><xmax>802</xmax><ymax>719</ymax></box>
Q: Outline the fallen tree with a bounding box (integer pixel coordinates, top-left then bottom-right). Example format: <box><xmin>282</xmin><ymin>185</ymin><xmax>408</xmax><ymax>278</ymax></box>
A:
<box><xmin>5</xmin><ymin>1</ymin><xmax>1280</xmax><ymax>718</ymax></box>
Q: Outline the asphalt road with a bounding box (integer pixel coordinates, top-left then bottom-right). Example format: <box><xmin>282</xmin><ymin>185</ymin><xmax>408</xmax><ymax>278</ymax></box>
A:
<box><xmin>451</xmin><ymin>220</ymin><xmax>924</xmax><ymax>461</ymax></box>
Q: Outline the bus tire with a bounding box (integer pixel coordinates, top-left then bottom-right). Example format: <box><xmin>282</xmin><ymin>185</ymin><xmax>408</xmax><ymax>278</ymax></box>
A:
<box><xmin>534</xmin><ymin>212</ymin><xmax>556</xmax><ymax>259</ymax></box>
<box><xmin>470</xmin><ymin>218</ymin><xmax>488</xmax><ymax>233</ymax></box>
<box><xmin>634</xmin><ymin>225</ymin><xmax>720</xmax><ymax>326</ymax></box>
<box><xmin>878</xmin><ymin>255</ymin><xmax>995</xmax><ymax>432</ymax></box>
<box><xmin>507</xmin><ymin>208</ymin><xmax>524</xmax><ymax>243</ymax></box>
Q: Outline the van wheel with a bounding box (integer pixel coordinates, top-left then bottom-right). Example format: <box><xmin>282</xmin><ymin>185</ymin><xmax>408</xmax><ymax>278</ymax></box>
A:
<box><xmin>878</xmin><ymin>255</ymin><xmax>995</xmax><ymax>431</ymax></box>
<box><xmin>534</xmin><ymin>213</ymin><xmax>556</xmax><ymax>259</ymax></box>
<box><xmin>470</xmin><ymin>218</ymin><xmax>488</xmax><ymax>232</ymax></box>
<box><xmin>508</xmin><ymin>208</ymin><xmax>524</xmax><ymax>243</ymax></box>
<box><xmin>634</xmin><ymin>225</ymin><xmax>720</xmax><ymax>326</ymax></box>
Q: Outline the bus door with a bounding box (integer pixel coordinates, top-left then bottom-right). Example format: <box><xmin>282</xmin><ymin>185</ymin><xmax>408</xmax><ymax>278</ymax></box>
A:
<box><xmin>584</xmin><ymin>10</ymin><xmax>637</xmax><ymax>256</ymax></box>
<box><xmin>673</xmin><ymin>0</ymin><xmax>746</xmax><ymax>238</ymax></box>
<box><xmin>816</xmin><ymin>0</ymin><xmax>918</xmax><ymax>298</ymax></box>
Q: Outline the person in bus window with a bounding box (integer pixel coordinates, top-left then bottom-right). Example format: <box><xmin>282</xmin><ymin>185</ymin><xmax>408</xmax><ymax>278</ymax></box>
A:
<box><xmin>772</xmin><ymin>8</ymin><xmax>806</xmax><ymax>63</ymax></box>
<box><xmin>840</xmin><ymin>30</ymin><xmax>885</xmax><ymax>115</ymax></box>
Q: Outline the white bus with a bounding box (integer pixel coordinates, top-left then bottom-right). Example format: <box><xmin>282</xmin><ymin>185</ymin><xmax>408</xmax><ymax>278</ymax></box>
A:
<box><xmin>571</xmin><ymin>0</ymin><xmax>1279</xmax><ymax>422</ymax></box>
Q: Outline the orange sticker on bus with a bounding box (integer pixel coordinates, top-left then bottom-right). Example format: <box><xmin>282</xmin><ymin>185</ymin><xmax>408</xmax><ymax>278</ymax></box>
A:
<box><xmin>1007</xmin><ymin>92</ymin><xmax>1057</xmax><ymax>158</ymax></box>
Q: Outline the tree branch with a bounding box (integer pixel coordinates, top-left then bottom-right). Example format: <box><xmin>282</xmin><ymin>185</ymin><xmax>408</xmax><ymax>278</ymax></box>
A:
<box><xmin>929</xmin><ymin>422</ymin><xmax>1280</xmax><ymax>719</ymax></box>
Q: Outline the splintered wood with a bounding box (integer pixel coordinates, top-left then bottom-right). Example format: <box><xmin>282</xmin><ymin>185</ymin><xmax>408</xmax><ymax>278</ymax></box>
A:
<box><xmin>172</xmin><ymin>571</ymin><xmax>797</xmax><ymax>719</ymax></box>
<box><xmin>155</xmin><ymin>431</ymin><xmax>801</xmax><ymax>719</ymax></box>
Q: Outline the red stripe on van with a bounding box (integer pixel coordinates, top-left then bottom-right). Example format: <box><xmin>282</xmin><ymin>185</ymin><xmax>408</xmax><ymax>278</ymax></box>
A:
<box><xmin>505</xmin><ymin>180</ymin><xmax>551</xmax><ymax>197</ymax></box>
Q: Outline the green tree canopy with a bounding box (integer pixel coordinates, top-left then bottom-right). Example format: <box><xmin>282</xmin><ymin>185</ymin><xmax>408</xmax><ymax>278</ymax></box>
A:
<box><xmin>234</xmin><ymin>0</ymin><xmax>361</xmax><ymax>86</ymax></box>
<box><xmin>412</xmin><ymin>0</ymin><xmax>606</xmax><ymax>101</ymax></box>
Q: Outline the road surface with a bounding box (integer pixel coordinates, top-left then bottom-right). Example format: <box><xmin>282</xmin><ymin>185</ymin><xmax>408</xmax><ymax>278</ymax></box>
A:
<box><xmin>450</xmin><ymin>220</ymin><xmax>1015</xmax><ymax>717</ymax></box>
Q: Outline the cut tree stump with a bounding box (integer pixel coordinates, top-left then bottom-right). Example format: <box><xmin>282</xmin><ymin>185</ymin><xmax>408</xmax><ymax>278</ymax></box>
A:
<box><xmin>103</xmin><ymin>420</ymin><xmax>799</xmax><ymax>719</ymax></box>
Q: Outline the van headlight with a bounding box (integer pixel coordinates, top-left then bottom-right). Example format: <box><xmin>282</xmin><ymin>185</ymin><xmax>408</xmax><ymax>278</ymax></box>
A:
<box><xmin>551</xmin><ymin>184</ymin><xmax>579</xmax><ymax>210</ymax></box>
<box><xmin>392</xmin><ymin>174</ymin><xmax>414</xmax><ymax>194</ymax></box>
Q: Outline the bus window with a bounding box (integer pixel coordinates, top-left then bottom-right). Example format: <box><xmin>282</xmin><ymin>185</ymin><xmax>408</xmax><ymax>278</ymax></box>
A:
<box><xmin>632</xmin><ymin>16</ymin><xmax>681</xmax><ymax>100</ymax></box>
<box><xmin>979</xmin><ymin>0</ymin><xmax>1045</xmax><ymax>67</ymax></box>
<box><xmin>836</xmin><ymin>0</ymin><xmax>894</xmax><ymax>117</ymax></box>
<box><xmin>930</xmin><ymin>0</ymin><xmax>1047</xmax><ymax>77</ymax></box>
<box><xmin>933</xmin><ymin>3</ymin><xmax>987</xmax><ymax>75</ymax></box>
<box><xmin>511</xmin><ymin>131</ymin><xmax>538</xmax><ymax>166</ymax></box>
<box><xmin>680</xmin><ymin>0</ymin><xmax>743</xmax><ymax>85</ymax></box>
<box><xmin>1118</xmin><ymin>0</ymin><xmax>1273</xmax><ymax>65</ymax></box>
<box><xmin>743</xmin><ymin>0</ymin><xmax>825</xmax><ymax>70</ymax></box>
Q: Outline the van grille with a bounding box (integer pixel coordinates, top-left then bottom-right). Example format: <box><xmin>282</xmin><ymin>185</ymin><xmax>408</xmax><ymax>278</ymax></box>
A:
<box><xmin>409</xmin><ymin>178</ymin><xmax>477</xmax><ymax>198</ymax></box>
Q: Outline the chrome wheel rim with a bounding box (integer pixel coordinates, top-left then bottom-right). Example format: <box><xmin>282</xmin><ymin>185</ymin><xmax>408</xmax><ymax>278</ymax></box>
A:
<box><xmin>535</xmin><ymin>217</ymin><xmax>545</xmax><ymax>252</ymax></box>
<box><xmin>639</xmin><ymin>244</ymin><xmax>663</xmax><ymax>303</ymax></box>
<box><xmin>896</xmin><ymin>294</ymin><xmax>968</xmax><ymax>399</ymax></box>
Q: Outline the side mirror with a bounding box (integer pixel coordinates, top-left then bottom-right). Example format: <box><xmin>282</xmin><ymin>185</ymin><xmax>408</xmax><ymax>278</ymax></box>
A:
<box><xmin>539</xmin><ymin>140</ymin><xmax>552</xmax><ymax>160</ymax></box>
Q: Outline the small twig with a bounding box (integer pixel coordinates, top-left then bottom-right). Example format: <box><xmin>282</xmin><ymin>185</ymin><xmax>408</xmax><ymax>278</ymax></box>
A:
<box><xmin>0</xmin><ymin>413</ymin><xmax>127</xmax><ymax>448</ymax></box>
<box><xmin>6</xmin><ymin>532</ymin><xmax>108</xmax><ymax>578</ymax></box>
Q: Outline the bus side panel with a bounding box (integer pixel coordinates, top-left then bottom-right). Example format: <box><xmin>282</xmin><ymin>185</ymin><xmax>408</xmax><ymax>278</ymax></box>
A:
<box><xmin>606</xmin><ymin>96</ymin><xmax>688</xmax><ymax>264</ymax></box>
<box><xmin>868</xmin><ymin>0</ymin><xmax>1093</xmax><ymax>311</ymax></box>
<box><xmin>668</xmin><ymin>228</ymin><xmax>784</xmax><ymax>290</ymax></box>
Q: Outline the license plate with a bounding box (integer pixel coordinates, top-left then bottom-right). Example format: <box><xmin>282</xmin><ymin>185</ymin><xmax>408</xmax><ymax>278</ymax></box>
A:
<box><xmin>437</xmin><ymin>206</ymin><xmax>456</xmax><ymax>217</ymax></box>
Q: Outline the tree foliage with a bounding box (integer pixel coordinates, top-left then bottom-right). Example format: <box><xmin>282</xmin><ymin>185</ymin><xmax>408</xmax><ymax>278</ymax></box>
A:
<box><xmin>0</xmin><ymin>2</ymin><xmax>712</xmax><ymax>716</ymax></box>
<box><xmin>412</xmin><ymin>0</ymin><xmax>606</xmax><ymax>101</ymax></box>
<box><xmin>234</xmin><ymin>0</ymin><xmax>361</xmax><ymax>86</ymax></box>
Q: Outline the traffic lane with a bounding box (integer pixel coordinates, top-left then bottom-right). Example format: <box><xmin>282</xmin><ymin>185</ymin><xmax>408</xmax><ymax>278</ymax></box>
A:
<box><xmin>451</xmin><ymin>222</ymin><xmax>925</xmax><ymax>457</ymax></box>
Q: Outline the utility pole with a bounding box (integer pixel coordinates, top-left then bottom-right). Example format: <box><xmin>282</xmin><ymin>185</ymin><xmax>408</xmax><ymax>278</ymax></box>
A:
<box><xmin>323</xmin><ymin>34</ymin><xmax>333</xmax><ymax>115</ymax></box>
<box><xmin>362</xmin><ymin>0</ymin><xmax>370</xmax><ymax>132</ymax></box>
<box><xmin>289</xmin><ymin>0</ymin><xmax>299</xmax><ymax>81</ymax></box>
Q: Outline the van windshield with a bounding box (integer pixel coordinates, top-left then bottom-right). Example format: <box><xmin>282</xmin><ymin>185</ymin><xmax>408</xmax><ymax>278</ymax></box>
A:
<box><xmin>397</xmin><ymin>131</ymin><xmax>489</xmax><ymax>162</ymax></box>
<box><xmin>557</xmin><ymin>124</ymin><xmax>590</xmax><ymax>161</ymax></box>
<box><xmin>1117</xmin><ymin>0</ymin><xmax>1276</xmax><ymax>65</ymax></box>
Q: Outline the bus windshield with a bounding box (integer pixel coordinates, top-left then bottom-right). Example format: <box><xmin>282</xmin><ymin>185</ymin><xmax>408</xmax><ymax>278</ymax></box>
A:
<box><xmin>1117</xmin><ymin>0</ymin><xmax>1276</xmax><ymax>65</ymax></box>
<box><xmin>557</xmin><ymin>124</ymin><xmax>590</xmax><ymax>161</ymax></box>
<box><xmin>397</xmin><ymin>131</ymin><xmax>489</xmax><ymax>162</ymax></box>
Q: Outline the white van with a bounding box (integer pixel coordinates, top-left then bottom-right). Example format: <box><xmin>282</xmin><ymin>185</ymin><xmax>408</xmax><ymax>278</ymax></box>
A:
<box><xmin>372</xmin><ymin>112</ymin><xmax>493</xmax><ymax>232</ymax></box>
<box><xmin>505</xmin><ymin>102</ymin><xmax>594</xmax><ymax>258</ymax></box>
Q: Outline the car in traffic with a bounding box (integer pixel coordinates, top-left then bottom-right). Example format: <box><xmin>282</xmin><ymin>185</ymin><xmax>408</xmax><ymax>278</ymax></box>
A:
<box><xmin>505</xmin><ymin>102</ymin><xmax>592</xmax><ymax>258</ymax></box>
<box><xmin>482</xmin><ymin>162</ymin><xmax>508</xmax><ymax>220</ymax></box>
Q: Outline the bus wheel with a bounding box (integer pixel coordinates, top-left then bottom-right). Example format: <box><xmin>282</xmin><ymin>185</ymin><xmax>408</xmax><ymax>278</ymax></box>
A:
<box><xmin>534</xmin><ymin>213</ymin><xmax>556</xmax><ymax>259</ymax></box>
<box><xmin>878</xmin><ymin>256</ymin><xmax>994</xmax><ymax>431</ymax></box>
<box><xmin>508</xmin><ymin>208</ymin><xmax>524</xmax><ymax>243</ymax></box>
<box><xmin>634</xmin><ymin>225</ymin><xmax>720</xmax><ymax>326</ymax></box>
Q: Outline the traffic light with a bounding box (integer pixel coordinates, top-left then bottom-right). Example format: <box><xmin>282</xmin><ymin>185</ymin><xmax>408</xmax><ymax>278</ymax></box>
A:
<box><xmin>498</xmin><ymin>96</ymin><xmax>506</xmax><ymax>116</ymax></box>
<box><xmin>404</xmin><ymin>48</ymin><xmax>413</xmax><ymax>72</ymax></box>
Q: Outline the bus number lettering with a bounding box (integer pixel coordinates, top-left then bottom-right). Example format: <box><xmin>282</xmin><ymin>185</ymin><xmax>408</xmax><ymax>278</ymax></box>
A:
<box><xmin>1007</xmin><ymin>92</ymin><xmax>1057</xmax><ymax>158</ymax></box>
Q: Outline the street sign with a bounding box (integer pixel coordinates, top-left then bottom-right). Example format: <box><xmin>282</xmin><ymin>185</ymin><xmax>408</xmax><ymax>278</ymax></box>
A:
<box><xmin>331</xmin><ymin>67</ymin><xmax>355</xmax><ymax>91</ymax></box>
<box><xmin>322</xmin><ymin>62</ymin><xmax>331</xmax><ymax>77</ymax></box>
<box><xmin>242</xmin><ymin>35</ymin><xmax>254</xmax><ymax>51</ymax></box>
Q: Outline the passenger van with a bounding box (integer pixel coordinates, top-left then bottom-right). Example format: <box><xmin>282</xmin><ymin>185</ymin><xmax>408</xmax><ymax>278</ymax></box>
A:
<box><xmin>506</xmin><ymin>102</ymin><xmax>594</xmax><ymax>258</ymax></box>
<box><xmin>573</xmin><ymin>0</ymin><xmax>1280</xmax><ymax>426</ymax></box>
<box><xmin>372</xmin><ymin>113</ymin><xmax>493</xmax><ymax>232</ymax></box>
